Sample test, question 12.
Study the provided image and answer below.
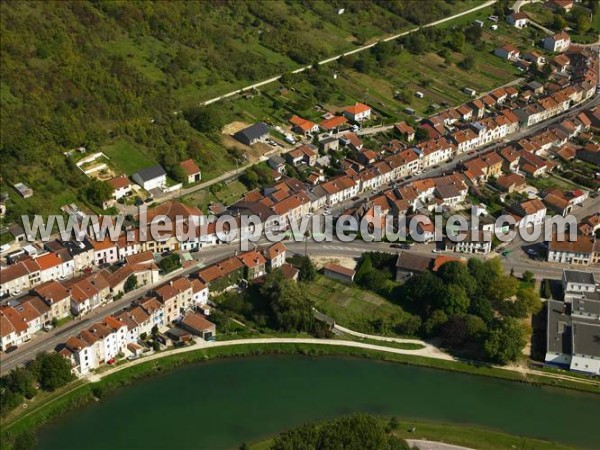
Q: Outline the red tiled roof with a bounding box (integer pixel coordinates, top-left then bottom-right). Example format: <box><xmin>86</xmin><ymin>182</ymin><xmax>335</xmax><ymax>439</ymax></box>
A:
<box><xmin>179</xmin><ymin>159</ymin><xmax>201</xmax><ymax>176</ymax></box>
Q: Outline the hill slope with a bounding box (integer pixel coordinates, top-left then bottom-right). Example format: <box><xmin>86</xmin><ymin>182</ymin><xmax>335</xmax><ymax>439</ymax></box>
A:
<box><xmin>0</xmin><ymin>0</ymin><xmax>470</xmax><ymax>219</ymax></box>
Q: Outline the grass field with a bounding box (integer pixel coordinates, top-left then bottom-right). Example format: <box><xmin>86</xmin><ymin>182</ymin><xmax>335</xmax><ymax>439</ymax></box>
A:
<box><xmin>305</xmin><ymin>275</ymin><xmax>408</xmax><ymax>334</ymax></box>
<box><xmin>181</xmin><ymin>179</ymin><xmax>249</xmax><ymax>211</ymax></box>
<box><xmin>101</xmin><ymin>138</ymin><xmax>157</xmax><ymax>176</ymax></box>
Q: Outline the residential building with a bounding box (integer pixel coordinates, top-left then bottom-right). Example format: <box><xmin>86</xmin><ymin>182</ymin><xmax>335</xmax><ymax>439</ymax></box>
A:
<box><xmin>547</xmin><ymin>235</ymin><xmax>599</xmax><ymax>265</ymax></box>
<box><xmin>179</xmin><ymin>159</ymin><xmax>202</xmax><ymax>184</ymax></box>
<box><xmin>323</xmin><ymin>263</ymin><xmax>356</xmax><ymax>283</ymax></box>
<box><xmin>343</xmin><ymin>103</ymin><xmax>371</xmax><ymax>122</ymax></box>
<box><xmin>179</xmin><ymin>312</ymin><xmax>216</xmax><ymax>340</ymax></box>
<box><xmin>543</xmin><ymin>32</ymin><xmax>571</xmax><ymax>53</ymax></box>
<box><xmin>107</xmin><ymin>175</ymin><xmax>132</xmax><ymax>200</ymax></box>
<box><xmin>132</xmin><ymin>165</ymin><xmax>167</xmax><ymax>191</ymax></box>
<box><xmin>234</xmin><ymin>122</ymin><xmax>269</xmax><ymax>145</ymax></box>
<box><xmin>507</xmin><ymin>12</ymin><xmax>528</xmax><ymax>28</ymax></box>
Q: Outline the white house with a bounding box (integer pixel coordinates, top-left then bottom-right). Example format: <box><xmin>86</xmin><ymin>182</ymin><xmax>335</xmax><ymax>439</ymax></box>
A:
<box><xmin>543</xmin><ymin>32</ymin><xmax>571</xmax><ymax>53</ymax></box>
<box><xmin>132</xmin><ymin>165</ymin><xmax>167</xmax><ymax>191</ymax></box>
<box><xmin>507</xmin><ymin>12</ymin><xmax>528</xmax><ymax>28</ymax></box>
<box><xmin>191</xmin><ymin>279</ymin><xmax>209</xmax><ymax>306</ymax></box>
<box><xmin>343</xmin><ymin>103</ymin><xmax>372</xmax><ymax>122</ymax></box>
<box><xmin>494</xmin><ymin>44</ymin><xmax>520</xmax><ymax>61</ymax></box>
<box><xmin>107</xmin><ymin>175</ymin><xmax>132</xmax><ymax>200</ymax></box>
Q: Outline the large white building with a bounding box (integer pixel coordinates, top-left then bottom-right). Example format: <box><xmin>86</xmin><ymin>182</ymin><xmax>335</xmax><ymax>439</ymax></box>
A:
<box><xmin>545</xmin><ymin>270</ymin><xmax>600</xmax><ymax>376</ymax></box>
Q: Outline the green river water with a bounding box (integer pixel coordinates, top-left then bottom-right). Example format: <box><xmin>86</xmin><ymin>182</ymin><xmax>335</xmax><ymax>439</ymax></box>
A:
<box><xmin>36</xmin><ymin>356</ymin><xmax>600</xmax><ymax>449</ymax></box>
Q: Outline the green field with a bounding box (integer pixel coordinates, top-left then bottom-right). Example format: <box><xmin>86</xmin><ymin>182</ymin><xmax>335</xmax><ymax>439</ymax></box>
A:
<box><xmin>102</xmin><ymin>138</ymin><xmax>157</xmax><ymax>176</ymax></box>
<box><xmin>181</xmin><ymin>179</ymin><xmax>249</xmax><ymax>212</ymax></box>
<box><xmin>306</xmin><ymin>275</ymin><xmax>409</xmax><ymax>335</ymax></box>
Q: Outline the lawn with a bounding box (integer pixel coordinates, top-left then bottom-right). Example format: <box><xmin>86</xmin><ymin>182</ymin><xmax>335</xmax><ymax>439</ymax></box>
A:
<box><xmin>526</xmin><ymin>174</ymin><xmax>579</xmax><ymax>192</ymax></box>
<box><xmin>305</xmin><ymin>275</ymin><xmax>408</xmax><ymax>335</ymax></box>
<box><xmin>102</xmin><ymin>138</ymin><xmax>157</xmax><ymax>176</ymax></box>
<box><xmin>181</xmin><ymin>179</ymin><xmax>249</xmax><ymax>212</ymax></box>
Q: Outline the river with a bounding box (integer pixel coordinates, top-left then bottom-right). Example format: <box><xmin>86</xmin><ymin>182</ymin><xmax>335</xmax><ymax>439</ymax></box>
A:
<box><xmin>37</xmin><ymin>356</ymin><xmax>600</xmax><ymax>449</ymax></box>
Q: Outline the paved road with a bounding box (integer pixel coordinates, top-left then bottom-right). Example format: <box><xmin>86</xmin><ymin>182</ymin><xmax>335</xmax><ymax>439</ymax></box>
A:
<box><xmin>200</xmin><ymin>1</ymin><xmax>497</xmax><ymax>106</ymax></box>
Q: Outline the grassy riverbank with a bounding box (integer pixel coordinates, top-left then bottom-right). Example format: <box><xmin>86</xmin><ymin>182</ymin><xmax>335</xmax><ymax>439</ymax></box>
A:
<box><xmin>2</xmin><ymin>342</ymin><xmax>598</xmax><ymax>449</ymax></box>
<box><xmin>248</xmin><ymin>417</ymin><xmax>574</xmax><ymax>450</ymax></box>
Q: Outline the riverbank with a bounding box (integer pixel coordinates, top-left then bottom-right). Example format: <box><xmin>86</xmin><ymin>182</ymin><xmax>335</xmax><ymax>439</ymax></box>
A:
<box><xmin>2</xmin><ymin>341</ymin><xmax>599</xmax><ymax>449</ymax></box>
<box><xmin>248</xmin><ymin>417</ymin><xmax>574</xmax><ymax>450</ymax></box>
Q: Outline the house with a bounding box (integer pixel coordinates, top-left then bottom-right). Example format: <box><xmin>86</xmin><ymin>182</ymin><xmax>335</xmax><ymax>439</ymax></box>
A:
<box><xmin>238</xmin><ymin>250</ymin><xmax>267</xmax><ymax>280</ymax></box>
<box><xmin>395</xmin><ymin>252</ymin><xmax>433</xmax><ymax>281</ymax></box>
<box><xmin>523</xmin><ymin>51</ymin><xmax>546</xmax><ymax>66</ymax></box>
<box><xmin>343</xmin><ymin>103</ymin><xmax>371</xmax><ymax>122</ymax></box>
<box><xmin>547</xmin><ymin>234</ymin><xmax>598</xmax><ymax>265</ymax></box>
<box><xmin>179</xmin><ymin>312</ymin><xmax>216</xmax><ymax>340</ymax></box>
<box><xmin>552</xmin><ymin>54</ymin><xmax>571</xmax><ymax>72</ymax></box>
<box><xmin>394</xmin><ymin>121</ymin><xmax>415</xmax><ymax>141</ymax></box>
<box><xmin>34</xmin><ymin>280</ymin><xmax>72</xmax><ymax>321</ymax></box>
<box><xmin>494</xmin><ymin>173</ymin><xmax>526</xmax><ymax>193</ymax></box>
<box><xmin>323</xmin><ymin>263</ymin><xmax>355</xmax><ymax>283</ymax></box>
<box><xmin>494</xmin><ymin>44</ymin><xmax>520</xmax><ymax>61</ymax></box>
<box><xmin>285</xmin><ymin>144</ymin><xmax>317</xmax><ymax>166</ymax></box>
<box><xmin>511</xmin><ymin>199</ymin><xmax>547</xmax><ymax>228</ymax></box>
<box><xmin>562</xmin><ymin>270</ymin><xmax>596</xmax><ymax>301</ymax></box>
<box><xmin>106</xmin><ymin>175</ymin><xmax>132</xmax><ymax>200</ymax></box>
<box><xmin>545</xmin><ymin>299</ymin><xmax>600</xmax><ymax>375</ymax></box>
<box><xmin>0</xmin><ymin>306</ymin><xmax>30</xmax><ymax>351</ymax></box>
<box><xmin>107</xmin><ymin>262</ymin><xmax>160</xmax><ymax>296</ymax></box>
<box><xmin>191</xmin><ymin>279</ymin><xmax>209</xmax><ymax>306</ymax></box>
<box><xmin>289</xmin><ymin>115</ymin><xmax>319</xmax><ymax>135</ymax></box>
<box><xmin>445</xmin><ymin>231</ymin><xmax>492</xmax><ymax>254</ymax></box>
<box><xmin>12</xmin><ymin>182</ymin><xmax>33</xmax><ymax>199</ymax></box>
<box><xmin>543</xmin><ymin>32</ymin><xmax>571</xmax><ymax>53</ymax></box>
<box><xmin>234</xmin><ymin>122</ymin><xmax>269</xmax><ymax>145</ymax></box>
<box><xmin>179</xmin><ymin>159</ymin><xmax>201</xmax><ymax>184</ymax></box>
<box><xmin>114</xmin><ymin>306</ymin><xmax>152</xmax><ymax>344</ymax></box>
<box><xmin>196</xmin><ymin>256</ymin><xmax>244</xmax><ymax>293</ymax></box>
<box><xmin>320</xmin><ymin>115</ymin><xmax>348</xmax><ymax>131</ymax></box>
<box><xmin>547</xmin><ymin>0</ymin><xmax>573</xmax><ymax>12</ymax></box>
<box><xmin>132</xmin><ymin>165</ymin><xmax>167</xmax><ymax>191</ymax></box>
<box><xmin>267</xmin><ymin>155</ymin><xmax>286</xmax><ymax>174</ymax></box>
<box><xmin>507</xmin><ymin>12</ymin><xmax>528</xmax><ymax>28</ymax></box>
<box><xmin>456</xmin><ymin>104</ymin><xmax>473</xmax><ymax>122</ymax></box>
<box><xmin>319</xmin><ymin>136</ymin><xmax>339</xmax><ymax>152</ymax></box>
<box><xmin>263</xmin><ymin>242</ymin><xmax>287</xmax><ymax>269</ymax></box>
<box><xmin>155</xmin><ymin>277</ymin><xmax>193</xmax><ymax>324</ymax></box>
<box><xmin>280</xmin><ymin>263</ymin><xmax>299</xmax><ymax>282</ymax></box>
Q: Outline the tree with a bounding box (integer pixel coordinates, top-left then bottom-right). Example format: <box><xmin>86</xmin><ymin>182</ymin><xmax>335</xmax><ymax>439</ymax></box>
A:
<box><xmin>4</xmin><ymin>367</ymin><xmax>36</xmax><ymax>399</ymax></box>
<box><xmin>552</xmin><ymin>14</ymin><xmax>568</xmax><ymax>30</ymax></box>
<box><xmin>264</xmin><ymin>278</ymin><xmax>314</xmax><ymax>332</ymax></box>
<box><xmin>522</xmin><ymin>270</ymin><xmax>535</xmax><ymax>284</ymax></box>
<box><xmin>400</xmin><ymin>270</ymin><xmax>446</xmax><ymax>315</ymax></box>
<box><xmin>298</xmin><ymin>256</ymin><xmax>317</xmax><ymax>282</ymax></box>
<box><xmin>516</xmin><ymin>288</ymin><xmax>542</xmax><ymax>315</ymax></box>
<box><xmin>448</xmin><ymin>30</ymin><xmax>465</xmax><ymax>52</ymax></box>
<box><xmin>124</xmin><ymin>275</ymin><xmax>138</xmax><ymax>293</ymax></box>
<box><xmin>576</xmin><ymin>14</ymin><xmax>591</xmax><ymax>34</ymax></box>
<box><xmin>464</xmin><ymin>24</ymin><xmax>483</xmax><ymax>44</ymax></box>
<box><xmin>484</xmin><ymin>318</ymin><xmax>527</xmax><ymax>364</ymax></box>
<box><xmin>459</xmin><ymin>54</ymin><xmax>475</xmax><ymax>70</ymax></box>
<box><xmin>437</xmin><ymin>261</ymin><xmax>476</xmax><ymax>296</ymax></box>
<box><xmin>183</xmin><ymin>105</ymin><xmax>227</xmax><ymax>133</ymax></box>
<box><xmin>30</xmin><ymin>352</ymin><xmax>74</xmax><ymax>391</ymax></box>
<box><xmin>422</xmin><ymin>309</ymin><xmax>448</xmax><ymax>336</ymax></box>
<box><xmin>159</xmin><ymin>253</ymin><xmax>181</xmax><ymax>274</ymax></box>
<box><xmin>440</xmin><ymin>284</ymin><xmax>470</xmax><ymax>316</ymax></box>
<box><xmin>270</xmin><ymin>414</ymin><xmax>410</xmax><ymax>450</ymax></box>
<box><xmin>85</xmin><ymin>180</ymin><xmax>113</xmax><ymax>208</ymax></box>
